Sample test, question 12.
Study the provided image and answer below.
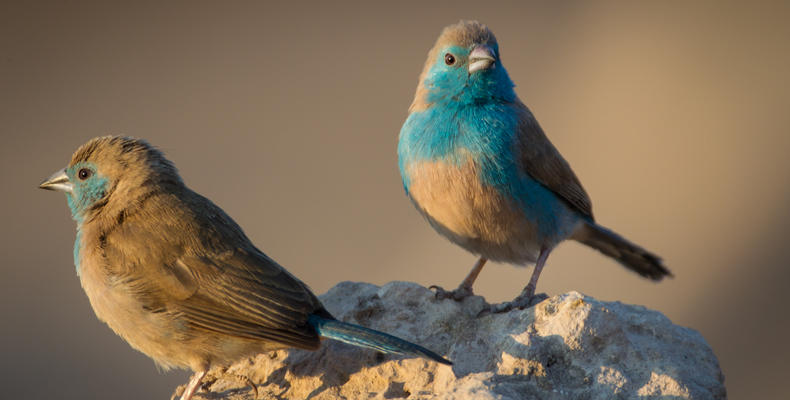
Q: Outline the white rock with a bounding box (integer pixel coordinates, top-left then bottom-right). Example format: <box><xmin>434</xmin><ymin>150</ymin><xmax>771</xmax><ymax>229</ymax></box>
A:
<box><xmin>178</xmin><ymin>281</ymin><xmax>725</xmax><ymax>399</ymax></box>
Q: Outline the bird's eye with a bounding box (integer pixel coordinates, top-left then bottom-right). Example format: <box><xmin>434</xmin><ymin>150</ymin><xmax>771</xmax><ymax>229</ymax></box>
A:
<box><xmin>78</xmin><ymin>168</ymin><xmax>92</xmax><ymax>180</ymax></box>
<box><xmin>444</xmin><ymin>53</ymin><xmax>456</xmax><ymax>65</ymax></box>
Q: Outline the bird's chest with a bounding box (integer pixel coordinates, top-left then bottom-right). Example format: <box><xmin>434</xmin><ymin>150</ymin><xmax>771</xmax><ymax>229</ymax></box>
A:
<box><xmin>78</xmin><ymin>252</ymin><xmax>140</xmax><ymax>333</ymax></box>
<box><xmin>400</xmin><ymin>106</ymin><xmax>523</xmax><ymax>228</ymax></box>
<box><xmin>404</xmin><ymin>157</ymin><xmax>542</xmax><ymax>262</ymax></box>
<box><xmin>398</xmin><ymin>105</ymin><xmax>572</xmax><ymax>262</ymax></box>
<box><xmin>78</xmin><ymin>249</ymin><xmax>155</xmax><ymax>347</ymax></box>
<box><xmin>76</xmin><ymin>232</ymin><xmax>192</xmax><ymax>369</ymax></box>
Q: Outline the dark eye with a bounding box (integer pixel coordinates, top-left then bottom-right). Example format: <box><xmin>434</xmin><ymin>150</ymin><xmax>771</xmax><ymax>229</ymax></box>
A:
<box><xmin>78</xmin><ymin>168</ymin><xmax>92</xmax><ymax>180</ymax></box>
<box><xmin>444</xmin><ymin>53</ymin><xmax>456</xmax><ymax>65</ymax></box>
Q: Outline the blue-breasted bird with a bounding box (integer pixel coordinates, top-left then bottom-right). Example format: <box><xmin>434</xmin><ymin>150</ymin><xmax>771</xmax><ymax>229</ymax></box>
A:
<box><xmin>40</xmin><ymin>136</ymin><xmax>450</xmax><ymax>400</ymax></box>
<box><xmin>398</xmin><ymin>21</ymin><xmax>671</xmax><ymax>312</ymax></box>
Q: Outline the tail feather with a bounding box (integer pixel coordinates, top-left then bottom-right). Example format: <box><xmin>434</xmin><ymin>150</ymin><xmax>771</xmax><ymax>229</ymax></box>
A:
<box><xmin>308</xmin><ymin>315</ymin><xmax>451</xmax><ymax>365</ymax></box>
<box><xmin>573</xmin><ymin>222</ymin><xmax>671</xmax><ymax>280</ymax></box>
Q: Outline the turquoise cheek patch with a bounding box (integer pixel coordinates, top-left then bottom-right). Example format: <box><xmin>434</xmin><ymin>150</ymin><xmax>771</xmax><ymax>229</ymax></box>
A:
<box><xmin>64</xmin><ymin>162</ymin><xmax>109</xmax><ymax>274</ymax></box>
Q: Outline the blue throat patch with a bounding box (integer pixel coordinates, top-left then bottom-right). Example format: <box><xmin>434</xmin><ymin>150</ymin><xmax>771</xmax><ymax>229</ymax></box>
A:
<box><xmin>65</xmin><ymin>161</ymin><xmax>108</xmax><ymax>274</ymax></box>
<box><xmin>398</xmin><ymin>46</ymin><xmax>519</xmax><ymax>191</ymax></box>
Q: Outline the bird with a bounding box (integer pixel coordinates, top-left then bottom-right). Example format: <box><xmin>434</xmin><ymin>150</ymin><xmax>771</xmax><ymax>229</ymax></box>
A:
<box><xmin>397</xmin><ymin>20</ymin><xmax>671</xmax><ymax>313</ymax></box>
<box><xmin>40</xmin><ymin>136</ymin><xmax>450</xmax><ymax>400</ymax></box>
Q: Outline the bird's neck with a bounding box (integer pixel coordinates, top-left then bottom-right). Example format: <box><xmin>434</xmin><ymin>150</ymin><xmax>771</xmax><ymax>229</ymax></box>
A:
<box><xmin>414</xmin><ymin>66</ymin><xmax>517</xmax><ymax>112</ymax></box>
<box><xmin>68</xmin><ymin>182</ymin><xmax>173</xmax><ymax>273</ymax></box>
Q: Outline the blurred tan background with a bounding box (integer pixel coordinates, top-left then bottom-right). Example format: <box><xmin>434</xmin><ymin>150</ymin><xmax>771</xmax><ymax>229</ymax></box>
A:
<box><xmin>2</xmin><ymin>1</ymin><xmax>788</xmax><ymax>398</ymax></box>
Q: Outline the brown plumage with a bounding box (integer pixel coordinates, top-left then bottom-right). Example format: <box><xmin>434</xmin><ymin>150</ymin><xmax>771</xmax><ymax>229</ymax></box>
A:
<box><xmin>515</xmin><ymin>104</ymin><xmax>594</xmax><ymax>219</ymax></box>
<box><xmin>41</xmin><ymin>136</ymin><xmax>449</xmax><ymax>400</ymax></box>
<box><xmin>71</xmin><ymin>138</ymin><xmax>325</xmax><ymax>364</ymax></box>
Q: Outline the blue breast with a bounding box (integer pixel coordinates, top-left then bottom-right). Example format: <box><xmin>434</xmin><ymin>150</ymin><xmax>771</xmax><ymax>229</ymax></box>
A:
<box><xmin>398</xmin><ymin>102</ymin><xmax>576</xmax><ymax>241</ymax></box>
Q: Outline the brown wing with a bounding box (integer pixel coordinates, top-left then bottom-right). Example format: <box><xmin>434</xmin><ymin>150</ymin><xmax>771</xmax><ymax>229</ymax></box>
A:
<box><xmin>169</xmin><ymin>249</ymin><xmax>324</xmax><ymax>350</ymax></box>
<box><xmin>101</xmin><ymin>190</ymin><xmax>325</xmax><ymax>351</ymax></box>
<box><xmin>515</xmin><ymin>103</ymin><xmax>594</xmax><ymax>220</ymax></box>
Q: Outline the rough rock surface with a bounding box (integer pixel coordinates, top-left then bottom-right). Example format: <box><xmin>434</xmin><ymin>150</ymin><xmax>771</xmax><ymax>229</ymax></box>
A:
<box><xmin>175</xmin><ymin>281</ymin><xmax>725</xmax><ymax>400</ymax></box>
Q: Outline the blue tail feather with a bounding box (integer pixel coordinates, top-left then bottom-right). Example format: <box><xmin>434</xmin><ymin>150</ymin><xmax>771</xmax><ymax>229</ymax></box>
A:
<box><xmin>308</xmin><ymin>314</ymin><xmax>451</xmax><ymax>365</ymax></box>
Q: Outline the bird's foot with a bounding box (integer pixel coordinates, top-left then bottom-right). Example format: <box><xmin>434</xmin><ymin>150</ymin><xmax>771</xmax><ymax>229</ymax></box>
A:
<box><xmin>479</xmin><ymin>292</ymin><xmax>549</xmax><ymax>316</ymax></box>
<box><xmin>429</xmin><ymin>284</ymin><xmax>475</xmax><ymax>301</ymax></box>
<box><xmin>201</xmin><ymin>368</ymin><xmax>258</xmax><ymax>399</ymax></box>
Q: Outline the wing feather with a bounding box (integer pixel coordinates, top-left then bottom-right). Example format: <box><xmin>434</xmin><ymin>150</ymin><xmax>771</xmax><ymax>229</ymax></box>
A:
<box><xmin>100</xmin><ymin>190</ymin><xmax>325</xmax><ymax>351</ymax></box>
<box><xmin>515</xmin><ymin>103</ymin><xmax>594</xmax><ymax>219</ymax></box>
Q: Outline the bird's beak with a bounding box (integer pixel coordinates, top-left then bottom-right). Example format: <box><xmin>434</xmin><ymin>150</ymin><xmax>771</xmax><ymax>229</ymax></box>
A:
<box><xmin>468</xmin><ymin>44</ymin><xmax>496</xmax><ymax>73</ymax></box>
<box><xmin>39</xmin><ymin>168</ymin><xmax>73</xmax><ymax>193</ymax></box>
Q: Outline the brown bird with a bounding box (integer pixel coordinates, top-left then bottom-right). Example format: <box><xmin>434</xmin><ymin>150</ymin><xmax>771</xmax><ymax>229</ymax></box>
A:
<box><xmin>40</xmin><ymin>136</ymin><xmax>450</xmax><ymax>400</ymax></box>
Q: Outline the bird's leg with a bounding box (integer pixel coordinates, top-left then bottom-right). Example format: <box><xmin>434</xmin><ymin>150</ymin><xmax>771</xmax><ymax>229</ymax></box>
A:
<box><xmin>520</xmin><ymin>246</ymin><xmax>551</xmax><ymax>300</ymax></box>
<box><xmin>487</xmin><ymin>246</ymin><xmax>552</xmax><ymax>314</ymax></box>
<box><xmin>430</xmin><ymin>257</ymin><xmax>487</xmax><ymax>301</ymax></box>
<box><xmin>180</xmin><ymin>370</ymin><xmax>207</xmax><ymax>400</ymax></box>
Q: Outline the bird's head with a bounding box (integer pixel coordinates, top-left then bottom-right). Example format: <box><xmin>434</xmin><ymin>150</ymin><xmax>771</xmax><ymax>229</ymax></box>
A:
<box><xmin>409</xmin><ymin>20</ymin><xmax>516</xmax><ymax>112</ymax></box>
<box><xmin>39</xmin><ymin>136</ymin><xmax>182</xmax><ymax>223</ymax></box>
